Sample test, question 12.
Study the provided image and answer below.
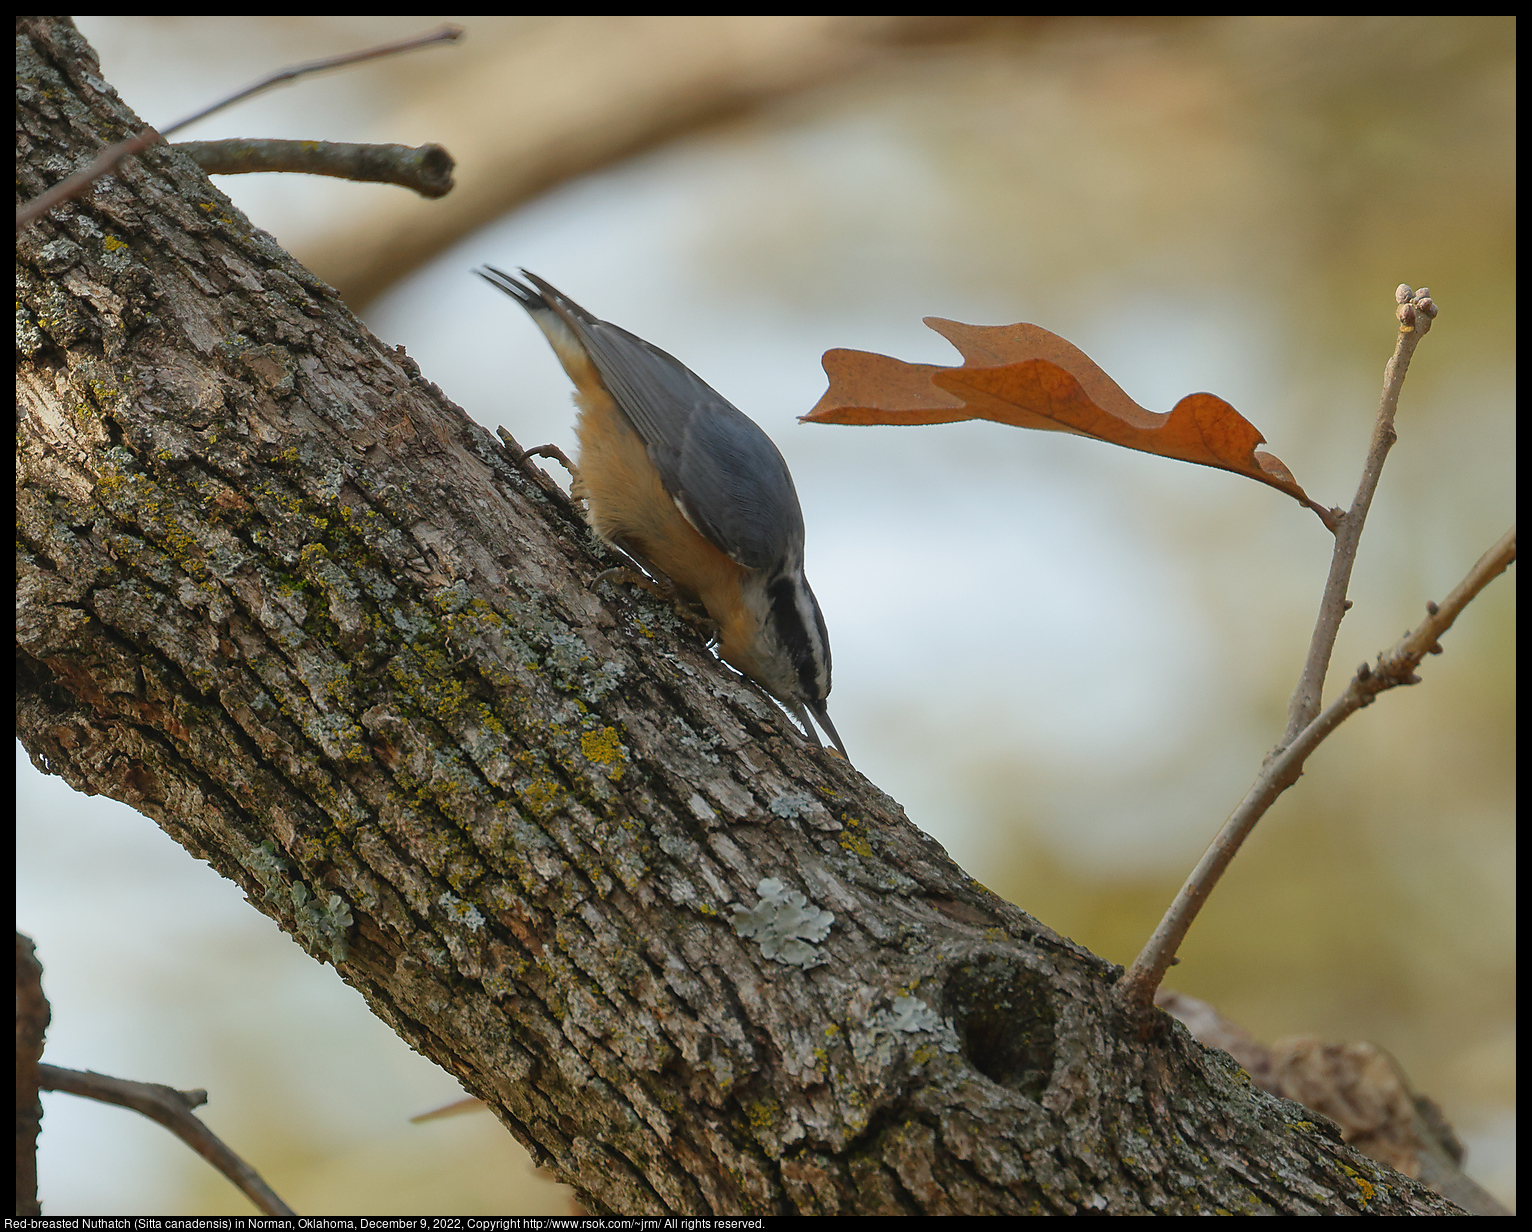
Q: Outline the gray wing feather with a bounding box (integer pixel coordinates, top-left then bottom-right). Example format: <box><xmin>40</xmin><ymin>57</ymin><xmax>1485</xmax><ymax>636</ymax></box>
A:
<box><xmin>522</xmin><ymin>275</ymin><xmax>805</xmax><ymax>570</ymax></box>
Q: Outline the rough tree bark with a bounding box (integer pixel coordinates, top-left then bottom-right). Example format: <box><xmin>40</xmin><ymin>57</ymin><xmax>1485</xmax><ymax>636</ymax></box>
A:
<box><xmin>15</xmin><ymin>16</ymin><xmax>1464</xmax><ymax>1215</ymax></box>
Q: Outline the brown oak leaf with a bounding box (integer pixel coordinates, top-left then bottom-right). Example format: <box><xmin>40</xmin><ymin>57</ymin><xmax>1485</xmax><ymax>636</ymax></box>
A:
<box><xmin>803</xmin><ymin>317</ymin><xmax>1337</xmax><ymax>530</ymax></box>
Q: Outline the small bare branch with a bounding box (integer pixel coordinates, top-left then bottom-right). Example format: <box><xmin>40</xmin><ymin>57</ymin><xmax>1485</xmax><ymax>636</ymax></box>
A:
<box><xmin>1114</xmin><ymin>288</ymin><xmax>1462</xmax><ymax>1018</ymax></box>
<box><xmin>38</xmin><ymin>1064</ymin><xmax>295</xmax><ymax>1216</ymax></box>
<box><xmin>1370</xmin><ymin>525</ymin><xmax>1515</xmax><ymax>689</ymax></box>
<box><xmin>17</xmin><ymin>23</ymin><xmax>463</xmax><ymax>230</ymax></box>
<box><xmin>409</xmin><ymin>1095</ymin><xmax>486</xmax><ymax>1123</ymax></box>
<box><xmin>1116</xmin><ymin>518</ymin><xmax>1511</xmax><ymax>1019</ymax></box>
<box><xmin>175</xmin><ymin>139</ymin><xmax>455</xmax><ymax>198</ymax></box>
<box><xmin>156</xmin><ymin>24</ymin><xmax>464</xmax><ymax>140</ymax></box>
<box><xmin>15</xmin><ymin>128</ymin><xmax>164</xmax><ymax>232</ymax></box>
<box><xmin>1284</xmin><ymin>285</ymin><xmax>1439</xmax><ymax>739</ymax></box>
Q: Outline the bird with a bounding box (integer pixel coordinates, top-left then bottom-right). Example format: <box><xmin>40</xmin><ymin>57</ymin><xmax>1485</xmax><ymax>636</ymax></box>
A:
<box><xmin>476</xmin><ymin>267</ymin><xmax>847</xmax><ymax>759</ymax></box>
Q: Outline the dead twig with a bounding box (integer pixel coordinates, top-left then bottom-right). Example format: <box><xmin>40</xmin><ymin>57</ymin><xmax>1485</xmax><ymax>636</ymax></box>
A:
<box><xmin>38</xmin><ymin>1064</ymin><xmax>296</xmax><ymax>1216</ymax></box>
<box><xmin>175</xmin><ymin>138</ymin><xmax>455</xmax><ymax>197</ymax></box>
<box><xmin>17</xmin><ymin>23</ymin><xmax>462</xmax><ymax>230</ymax></box>
<box><xmin>1114</xmin><ymin>288</ymin><xmax>1511</xmax><ymax>1020</ymax></box>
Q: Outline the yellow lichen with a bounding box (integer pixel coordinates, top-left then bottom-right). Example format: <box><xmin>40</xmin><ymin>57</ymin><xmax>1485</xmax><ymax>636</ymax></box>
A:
<box><xmin>746</xmin><ymin>1100</ymin><xmax>780</xmax><ymax>1132</ymax></box>
<box><xmin>580</xmin><ymin>726</ymin><xmax>627</xmax><ymax>780</ymax></box>
<box><xmin>1340</xmin><ymin>1165</ymin><xmax>1375</xmax><ymax>1204</ymax></box>
<box><xmin>839</xmin><ymin>832</ymin><xmax>874</xmax><ymax>858</ymax></box>
<box><xmin>521</xmin><ymin>775</ymin><xmax>567</xmax><ymax>819</ymax></box>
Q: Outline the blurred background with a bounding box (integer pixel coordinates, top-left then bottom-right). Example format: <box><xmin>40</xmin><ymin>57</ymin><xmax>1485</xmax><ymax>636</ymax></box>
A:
<box><xmin>19</xmin><ymin>16</ymin><xmax>1513</xmax><ymax>1214</ymax></box>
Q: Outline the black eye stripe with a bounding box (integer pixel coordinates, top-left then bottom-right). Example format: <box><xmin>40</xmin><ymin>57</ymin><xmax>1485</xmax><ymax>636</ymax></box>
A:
<box><xmin>766</xmin><ymin>575</ymin><xmax>832</xmax><ymax>701</ymax></box>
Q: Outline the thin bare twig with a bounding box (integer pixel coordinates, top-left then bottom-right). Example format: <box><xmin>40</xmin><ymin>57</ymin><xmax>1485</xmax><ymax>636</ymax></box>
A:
<box><xmin>1117</xmin><ymin>521</ymin><xmax>1511</xmax><ymax>1019</ymax></box>
<box><xmin>409</xmin><ymin>1095</ymin><xmax>486</xmax><ymax>1122</ymax></box>
<box><xmin>175</xmin><ymin>139</ymin><xmax>455</xmax><ymax>198</ymax></box>
<box><xmin>38</xmin><ymin>1064</ymin><xmax>296</xmax><ymax>1216</ymax></box>
<box><xmin>1284</xmin><ymin>285</ymin><xmax>1439</xmax><ymax>740</ymax></box>
<box><xmin>17</xmin><ymin>23</ymin><xmax>463</xmax><ymax>230</ymax></box>
<box><xmin>156</xmin><ymin>24</ymin><xmax>464</xmax><ymax>140</ymax></box>
<box><xmin>15</xmin><ymin>127</ymin><xmax>165</xmax><ymax>232</ymax></box>
<box><xmin>1289</xmin><ymin>524</ymin><xmax>1515</xmax><ymax>746</ymax></box>
<box><xmin>1115</xmin><ymin>287</ymin><xmax>1459</xmax><ymax>1019</ymax></box>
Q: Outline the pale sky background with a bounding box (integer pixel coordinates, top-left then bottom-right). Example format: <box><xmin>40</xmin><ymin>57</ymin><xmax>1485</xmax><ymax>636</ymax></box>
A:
<box><xmin>20</xmin><ymin>16</ymin><xmax>1514</xmax><ymax>1214</ymax></box>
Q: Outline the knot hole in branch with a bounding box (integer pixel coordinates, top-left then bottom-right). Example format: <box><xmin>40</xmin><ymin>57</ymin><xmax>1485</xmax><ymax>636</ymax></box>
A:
<box><xmin>944</xmin><ymin>959</ymin><xmax>1057</xmax><ymax>1100</ymax></box>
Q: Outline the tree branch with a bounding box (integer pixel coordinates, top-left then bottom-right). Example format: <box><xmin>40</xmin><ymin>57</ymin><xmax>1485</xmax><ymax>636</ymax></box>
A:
<box><xmin>38</xmin><ymin>1065</ymin><xmax>295</xmax><ymax>1216</ymax></box>
<box><xmin>1283</xmin><ymin>286</ymin><xmax>1439</xmax><ymax>740</ymax></box>
<box><xmin>1116</xmin><ymin>518</ymin><xmax>1512</xmax><ymax>1017</ymax></box>
<box><xmin>1112</xmin><ymin>286</ymin><xmax>1495</xmax><ymax>1017</ymax></box>
<box><xmin>16</xmin><ymin>23</ymin><xmax>461</xmax><ymax>230</ymax></box>
<box><xmin>175</xmin><ymin>139</ymin><xmax>456</xmax><ymax>198</ymax></box>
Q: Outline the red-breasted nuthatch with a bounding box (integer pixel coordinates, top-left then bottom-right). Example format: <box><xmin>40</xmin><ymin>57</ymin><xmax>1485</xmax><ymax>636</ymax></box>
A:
<box><xmin>476</xmin><ymin>267</ymin><xmax>847</xmax><ymax>759</ymax></box>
